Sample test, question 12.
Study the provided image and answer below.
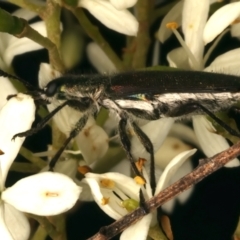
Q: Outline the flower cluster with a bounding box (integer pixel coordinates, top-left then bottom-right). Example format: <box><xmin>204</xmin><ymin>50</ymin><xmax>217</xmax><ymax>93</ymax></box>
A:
<box><xmin>0</xmin><ymin>0</ymin><xmax>240</xmax><ymax>239</ymax></box>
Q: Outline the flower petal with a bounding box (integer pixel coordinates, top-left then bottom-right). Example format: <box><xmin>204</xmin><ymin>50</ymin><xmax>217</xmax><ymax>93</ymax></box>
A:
<box><xmin>204</xmin><ymin>48</ymin><xmax>240</xmax><ymax>75</ymax></box>
<box><xmin>38</xmin><ymin>63</ymin><xmax>61</xmax><ymax>88</ymax></box>
<box><xmin>12</xmin><ymin>8</ymin><xmax>38</xmax><ymax>21</ymax></box>
<box><xmin>84</xmin><ymin>172</ymin><xmax>140</xmax><ymax>220</ymax></box>
<box><xmin>167</xmin><ymin>47</ymin><xmax>191</xmax><ymax>69</ymax></box>
<box><xmin>182</xmin><ymin>0</ymin><xmax>209</xmax><ymax>66</ymax></box>
<box><xmin>203</xmin><ymin>2</ymin><xmax>240</xmax><ymax>44</ymax></box>
<box><xmin>155</xmin><ymin>136</ymin><xmax>192</xmax><ymax>170</ymax></box>
<box><xmin>157</xmin><ymin>1</ymin><xmax>183</xmax><ymax>43</ymax></box>
<box><xmin>41</xmin><ymin>159</ymin><xmax>78</xmax><ymax>179</ymax></box>
<box><xmin>1</xmin><ymin>203</ymin><xmax>30</xmax><ymax>240</ymax></box>
<box><xmin>0</xmin><ymin>77</ymin><xmax>17</xmax><ymax>110</ymax></box>
<box><xmin>131</xmin><ymin>118</ymin><xmax>174</xmax><ymax>161</ymax></box>
<box><xmin>79</xmin><ymin>0</ymin><xmax>139</xmax><ymax>36</ymax></box>
<box><xmin>4</xmin><ymin>21</ymin><xmax>47</xmax><ymax>67</ymax></box>
<box><xmin>2</xmin><ymin>172</ymin><xmax>82</xmax><ymax>216</ymax></box>
<box><xmin>0</xmin><ymin>94</ymin><xmax>35</xmax><ymax>189</ymax></box>
<box><xmin>86</xmin><ymin>42</ymin><xmax>117</xmax><ymax>73</ymax></box>
<box><xmin>110</xmin><ymin>0</ymin><xmax>137</xmax><ymax>10</ymax></box>
<box><xmin>231</xmin><ymin>22</ymin><xmax>240</xmax><ymax>38</ymax></box>
<box><xmin>84</xmin><ymin>176</ymin><xmax>125</xmax><ymax>219</ymax></box>
<box><xmin>161</xmin><ymin>160</ymin><xmax>193</xmax><ymax>213</ymax></box>
<box><xmin>120</xmin><ymin>214</ymin><xmax>153</xmax><ymax>240</ymax></box>
<box><xmin>109</xmin><ymin>158</ymin><xmax>131</xmax><ymax>176</ymax></box>
<box><xmin>193</xmin><ymin>115</ymin><xmax>239</xmax><ymax>167</ymax></box>
<box><xmin>0</xmin><ymin>204</ymin><xmax>14</xmax><ymax>240</ymax></box>
<box><xmin>75</xmin><ymin>123</ymin><xmax>109</xmax><ymax>164</ymax></box>
<box><xmin>169</xmin><ymin>123</ymin><xmax>200</xmax><ymax>148</ymax></box>
<box><xmin>38</xmin><ymin>64</ymin><xmax>81</xmax><ymax>135</ymax></box>
<box><xmin>155</xmin><ymin>149</ymin><xmax>196</xmax><ymax>195</ymax></box>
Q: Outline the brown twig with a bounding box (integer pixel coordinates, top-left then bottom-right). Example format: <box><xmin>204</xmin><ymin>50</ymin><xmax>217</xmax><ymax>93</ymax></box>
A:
<box><xmin>88</xmin><ymin>141</ymin><xmax>240</xmax><ymax>240</ymax></box>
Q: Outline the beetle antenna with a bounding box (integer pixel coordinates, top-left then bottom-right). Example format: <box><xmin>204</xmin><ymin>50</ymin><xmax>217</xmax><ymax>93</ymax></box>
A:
<box><xmin>0</xmin><ymin>69</ymin><xmax>40</xmax><ymax>91</ymax></box>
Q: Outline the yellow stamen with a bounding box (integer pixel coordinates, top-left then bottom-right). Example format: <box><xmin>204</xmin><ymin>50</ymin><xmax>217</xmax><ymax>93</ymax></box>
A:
<box><xmin>232</xmin><ymin>18</ymin><xmax>240</xmax><ymax>25</ymax></box>
<box><xmin>100</xmin><ymin>178</ymin><xmax>115</xmax><ymax>188</ymax></box>
<box><xmin>101</xmin><ymin>197</ymin><xmax>110</xmax><ymax>205</ymax></box>
<box><xmin>45</xmin><ymin>192</ymin><xmax>59</xmax><ymax>197</ymax></box>
<box><xmin>135</xmin><ymin>158</ymin><xmax>147</xmax><ymax>171</ymax></box>
<box><xmin>166</xmin><ymin>22</ymin><xmax>178</xmax><ymax>30</ymax></box>
<box><xmin>78</xmin><ymin>165</ymin><xmax>92</xmax><ymax>175</ymax></box>
<box><xmin>166</xmin><ymin>21</ymin><xmax>201</xmax><ymax>70</ymax></box>
<box><xmin>134</xmin><ymin>176</ymin><xmax>145</xmax><ymax>185</ymax></box>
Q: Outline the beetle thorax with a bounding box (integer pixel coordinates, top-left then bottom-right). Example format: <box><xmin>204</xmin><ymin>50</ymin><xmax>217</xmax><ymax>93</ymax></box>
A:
<box><xmin>59</xmin><ymin>83</ymin><xmax>105</xmax><ymax>102</ymax></box>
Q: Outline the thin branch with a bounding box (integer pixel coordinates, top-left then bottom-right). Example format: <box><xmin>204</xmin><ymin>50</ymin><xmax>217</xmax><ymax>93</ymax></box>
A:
<box><xmin>27</xmin><ymin>214</ymin><xmax>59</xmax><ymax>239</ymax></box>
<box><xmin>65</xmin><ymin>6</ymin><xmax>125</xmax><ymax>71</ymax></box>
<box><xmin>44</xmin><ymin>0</ymin><xmax>62</xmax><ymax>53</ymax></box>
<box><xmin>132</xmin><ymin>0</ymin><xmax>153</xmax><ymax>69</ymax></box>
<box><xmin>10</xmin><ymin>162</ymin><xmax>41</xmax><ymax>173</ymax></box>
<box><xmin>20</xmin><ymin>146</ymin><xmax>46</xmax><ymax>168</ymax></box>
<box><xmin>14</xmin><ymin>18</ymin><xmax>65</xmax><ymax>72</ymax></box>
<box><xmin>88</xmin><ymin>141</ymin><xmax>240</xmax><ymax>240</ymax></box>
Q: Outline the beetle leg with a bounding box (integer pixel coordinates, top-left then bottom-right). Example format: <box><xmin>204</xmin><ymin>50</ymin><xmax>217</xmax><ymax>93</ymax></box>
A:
<box><xmin>118</xmin><ymin>117</ymin><xmax>144</xmax><ymax>178</ymax></box>
<box><xmin>49</xmin><ymin>114</ymin><xmax>89</xmax><ymax>171</ymax></box>
<box><xmin>171</xmin><ymin>102</ymin><xmax>240</xmax><ymax>138</ymax></box>
<box><xmin>131</xmin><ymin>121</ymin><xmax>156</xmax><ymax>195</ymax></box>
<box><xmin>12</xmin><ymin>101</ymin><xmax>69</xmax><ymax>140</ymax></box>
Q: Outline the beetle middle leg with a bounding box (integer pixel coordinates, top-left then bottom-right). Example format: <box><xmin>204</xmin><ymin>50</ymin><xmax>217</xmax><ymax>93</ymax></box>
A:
<box><xmin>119</xmin><ymin>115</ymin><xmax>156</xmax><ymax>191</ymax></box>
<box><xmin>131</xmin><ymin>121</ymin><xmax>156</xmax><ymax>195</ymax></box>
<box><xmin>118</xmin><ymin>117</ymin><xmax>143</xmax><ymax>178</ymax></box>
<box><xmin>49</xmin><ymin>114</ymin><xmax>89</xmax><ymax>171</ymax></box>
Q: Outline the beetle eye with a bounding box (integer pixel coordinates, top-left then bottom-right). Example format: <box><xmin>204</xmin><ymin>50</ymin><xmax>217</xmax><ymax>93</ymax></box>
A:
<box><xmin>45</xmin><ymin>82</ymin><xmax>58</xmax><ymax>97</ymax></box>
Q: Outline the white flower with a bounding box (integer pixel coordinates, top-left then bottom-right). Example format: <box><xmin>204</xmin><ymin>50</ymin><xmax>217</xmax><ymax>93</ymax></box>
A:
<box><xmin>0</xmin><ymin>8</ymin><xmax>46</xmax><ymax>110</ymax></box>
<box><xmin>86</xmin><ymin>42</ymin><xmax>117</xmax><ymax>73</ymax></box>
<box><xmin>0</xmin><ymin>76</ymin><xmax>17</xmax><ymax>110</ymax></box>
<box><xmin>0</xmin><ymin>9</ymin><xmax>47</xmax><ymax>70</ymax></box>
<box><xmin>0</xmin><ymin>203</ymin><xmax>30</xmax><ymax>240</ymax></box>
<box><xmin>193</xmin><ymin>115</ymin><xmax>239</xmax><ymax>167</ymax></box>
<box><xmin>0</xmin><ymin>94</ymin><xmax>35</xmax><ymax>187</ymax></box>
<box><xmin>203</xmin><ymin>1</ymin><xmax>240</xmax><ymax>44</ymax></box>
<box><xmin>109</xmin><ymin>0</ymin><xmax>137</xmax><ymax>10</ymax></box>
<box><xmin>157</xmin><ymin>1</ymin><xmax>183</xmax><ymax>43</ymax></box>
<box><xmin>2</xmin><ymin>172</ymin><xmax>82</xmax><ymax>216</ymax></box>
<box><xmin>78</xmin><ymin>0</ymin><xmax>139</xmax><ymax>36</ymax></box>
<box><xmin>85</xmin><ymin>149</ymin><xmax>196</xmax><ymax>239</ymax></box>
<box><xmin>131</xmin><ymin>118</ymin><xmax>175</xmax><ymax>162</ymax></box>
<box><xmin>0</xmin><ymin>93</ymin><xmax>35</xmax><ymax>240</ymax></box>
<box><xmin>0</xmin><ymin>94</ymin><xmax>82</xmax><ymax>239</ymax></box>
<box><xmin>157</xmin><ymin>1</ymin><xmax>240</xmax><ymax>167</ymax></box>
<box><xmin>158</xmin><ymin>0</ymin><xmax>240</xmax><ymax>71</ymax></box>
<box><xmin>38</xmin><ymin>63</ymin><xmax>109</xmax><ymax>164</ymax></box>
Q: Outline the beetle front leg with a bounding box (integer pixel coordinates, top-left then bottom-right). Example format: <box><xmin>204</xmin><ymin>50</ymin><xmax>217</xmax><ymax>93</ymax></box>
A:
<box><xmin>12</xmin><ymin>101</ymin><xmax>69</xmax><ymax>140</ymax></box>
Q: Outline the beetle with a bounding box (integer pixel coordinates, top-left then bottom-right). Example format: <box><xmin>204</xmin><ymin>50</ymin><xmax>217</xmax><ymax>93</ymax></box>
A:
<box><xmin>1</xmin><ymin>69</ymin><xmax>240</xmax><ymax>192</ymax></box>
